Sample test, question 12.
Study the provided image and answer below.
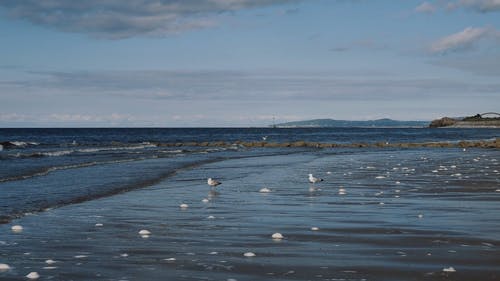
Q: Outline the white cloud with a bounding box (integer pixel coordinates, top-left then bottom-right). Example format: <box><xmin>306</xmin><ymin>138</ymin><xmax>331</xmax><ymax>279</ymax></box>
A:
<box><xmin>417</xmin><ymin>0</ymin><xmax>500</xmax><ymax>13</ymax></box>
<box><xmin>429</xmin><ymin>26</ymin><xmax>499</xmax><ymax>54</ymax></box>
<box><xmin>449</xmin><ymin>0</ymin><xmax>500</xmax><ymax>12</ymax></box>
<box><xmin>0</xmin><ymin>113</ymin><xmax>139</xmax><ymax>126</ymax></box>
<box><xmin>415</xmin><ymin>2</ymin><xmax>437</xmax><ymax>13</ymax></box>
<box><xmin>0</xmin><ymin>113</ymin><xmax>29</xmax><ymax>122</ymax></box>
<box><xmin>46</xmin><ymin>113</ymin><xmax>136</xmax><ymax>122</ymax></box>
<box><xmin>0</xmin><ymin>0</ymin><xmax>301</xmax><ymax>39</ymax></box>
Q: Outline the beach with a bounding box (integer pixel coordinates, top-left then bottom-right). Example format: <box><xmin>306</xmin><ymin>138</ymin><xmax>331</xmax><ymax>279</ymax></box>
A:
<box><xmin>1</xmin><ymin>128</ymin><xmax>499</xmax><ymax>281</ymax></box>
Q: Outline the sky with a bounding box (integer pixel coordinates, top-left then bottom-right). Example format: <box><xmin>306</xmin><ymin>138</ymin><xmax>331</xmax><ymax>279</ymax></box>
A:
<box><xmin>0</xmin><ymin>0</ymin><xmax>499</xmax><ymax>127</ymax></box>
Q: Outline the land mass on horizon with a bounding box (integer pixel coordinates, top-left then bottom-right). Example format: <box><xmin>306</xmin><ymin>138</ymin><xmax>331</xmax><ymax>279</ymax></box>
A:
<box><xmin>430</xmin><ymin>113</ymin><xmax>500</xmax><ymax>128</ymax></box>
<box><xmin>274</xmin><ymin>118</ymin><xmax>428</xmax><ymax>128</ymax></box>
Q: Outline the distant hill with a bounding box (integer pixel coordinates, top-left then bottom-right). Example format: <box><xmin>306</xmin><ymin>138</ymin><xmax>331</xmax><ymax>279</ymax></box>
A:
<box><xmin>274</xmin><ymin>118</ymin><xmax>428</xmax><ymax>128</ymax></box>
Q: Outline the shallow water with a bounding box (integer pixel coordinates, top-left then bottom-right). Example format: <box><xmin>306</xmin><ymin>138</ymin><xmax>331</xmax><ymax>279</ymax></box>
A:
<box><xmin>1</xmin><ymin>144</ymin><xmax>499</xmax><ymax>280</ymax></box>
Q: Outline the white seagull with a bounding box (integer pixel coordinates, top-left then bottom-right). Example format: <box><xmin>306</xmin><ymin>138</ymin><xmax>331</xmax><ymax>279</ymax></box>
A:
<box><xmin>308</xmin><ymin>174</ymin><xmax>323</xmax><ymax>184</ymax></box>
<box><xmin>207</xmin><ymin>178</ymin><xmax>221</xmax><ymax>187</ymax></box>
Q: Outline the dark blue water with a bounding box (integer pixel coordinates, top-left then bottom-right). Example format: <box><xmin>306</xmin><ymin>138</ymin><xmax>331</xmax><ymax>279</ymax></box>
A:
<box><xmin>0</xmin><ymin>128</ymin><xmax>499</xmax><ymax>281</ymax></box>
<box><xmin>1</xmin><ymin>127</ymin><xmax>499</xmax><ymax>145</ymax></box>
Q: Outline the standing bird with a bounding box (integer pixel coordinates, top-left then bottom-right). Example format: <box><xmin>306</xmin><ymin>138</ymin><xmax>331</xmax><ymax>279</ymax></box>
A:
<box><xmin>308</xmin><ymin>174</ymin><xmax>323</xmax><ymax>184</ymax></box>
<box><xmin>207</xmin><ymin>178</ymin><xmax>221</xmax><ymax>187</ymax></box>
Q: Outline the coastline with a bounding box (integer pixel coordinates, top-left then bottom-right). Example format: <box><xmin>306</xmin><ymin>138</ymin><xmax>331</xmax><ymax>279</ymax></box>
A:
<box><xmin>448</xmin><ymin>121</ymin><xmax>500</xmax><ymax>128</ymax></box>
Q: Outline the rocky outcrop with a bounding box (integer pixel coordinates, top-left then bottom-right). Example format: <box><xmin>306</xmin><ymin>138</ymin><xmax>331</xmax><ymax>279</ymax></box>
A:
<box><xmin>151</xmin><ymin>138</ymin><xmax>500</xmax><ymax>149</ymax></box>
<box><xmin>430</xmin><ymin>114</ymin><xmax>500</xmax><ymax>128</ymax></box>
<box><xmin>429</xmin><ymin>117</ymin><xmax>457</xmax><ymax>128</ymax></box>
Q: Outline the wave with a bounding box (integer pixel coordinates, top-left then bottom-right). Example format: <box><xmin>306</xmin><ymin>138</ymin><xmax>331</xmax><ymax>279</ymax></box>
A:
<box><xmin>1</xmin><ymin>150</ymin><xmax>75</xmax><ymax>159</ymax></box>
<box><xmin>0</xmin><ymin>158</ymin><xmax>143</xmax><ymax>183</ymax></box>
<box><xmin>1</xmin><ymin>143</ymin><xmax>162</xmax><ymax>160</ymax></box>
<box><xmin>0</xmin><ymin>156</ymin><xmax>225</xmax><ymax>224</ymax></box>
<box><xmin>0</xmin><ymin>141</ymin><xmax>39</xmax><ymax>149</ymax></box>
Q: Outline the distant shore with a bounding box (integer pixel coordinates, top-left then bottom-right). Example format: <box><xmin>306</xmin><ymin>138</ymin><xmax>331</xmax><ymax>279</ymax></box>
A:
<box><xmin>448</xmin><ymin>121</ymin><xmax>500</xmax><ymax>128</ymax></box>
<box><xmin>430</xmin><ymin>114</ymin><xmax>500</xmax><ymax>128</ymax></box>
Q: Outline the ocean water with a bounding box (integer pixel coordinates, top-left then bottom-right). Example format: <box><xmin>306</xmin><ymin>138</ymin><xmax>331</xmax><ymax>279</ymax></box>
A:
<box><xmin>0</xmin><ymin>128</ymin><xmax>499</xmax><ymax>281</ymax></box>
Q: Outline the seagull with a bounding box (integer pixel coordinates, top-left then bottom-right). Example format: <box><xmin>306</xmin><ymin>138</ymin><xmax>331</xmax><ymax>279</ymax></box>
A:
<box><xmin>262</xmin><ymin>136</ymin><xmax>268</xmax><ymax>141</ymax></box>
<box><xmin>207</xmin><ymin>178</ymin><xmax>221</xmax><ymax>187</ymax></box>
<box><xmin>308</xmin><ymin>174</ymin><xmax>323</xmax><ymax>184</ymax></box>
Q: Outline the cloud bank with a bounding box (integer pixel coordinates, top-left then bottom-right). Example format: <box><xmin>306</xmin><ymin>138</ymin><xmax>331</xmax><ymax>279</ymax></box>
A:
<box><xmin>416</xmin><ymin>0</ymin><xmax>500</xmax><ymax>13</ymax></box>
<box><xmin>0</xmin><ymin>0</ymin><xmax>300</xmax><ymax>39</ymax></box>
<box><xmin>448</xmin><ymin>0</ymin><xmax>500</xmax><ymax>13</ymax></box>
<box><xmin>2</xmin><ymin>69</ymin><xmax>499</xmax><ymax>126</ymax></box>
<box><xmin>4</xmin><ymin>69</ymin><xmax>499</xmax><ymax>101</ymax></box>
<box><xmin>415</xmin><ymin>2</ymin><xmax>437</xmax><ymax>14</ymax></box>
<box><xmin>429</xmin><ymin>26</ymin><xmax>499</xmax><ymax>54</ymax></box>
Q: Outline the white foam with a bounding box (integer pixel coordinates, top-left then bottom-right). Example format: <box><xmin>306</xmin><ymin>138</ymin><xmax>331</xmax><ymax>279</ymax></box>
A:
<box><xmin>243</xmin><ymin>252</ymin><xmax>256</xmax><ymax>257</ymax></box>
<box><xmin>26</xmin><ymin>272</ymin><xmax>40</xmax><ymax>279</ymax></box>
<box><xmin>139</xmin><ymin>229</ymin><xmax>151</xmax><ymax>235</ymax></box>
<box><xmin>259</xmin><ymin>187</ymin><xmax>271</xmax><ymax>193</ymax></box>
<box><xmin>41</xmin><ymin>150</ymin><xmax>74</xmax><ymax>157</ymax></box>
<box><xmin>272</xmin><ymin>233</ymin><xmax>284</xmax><ymax>239</ymax></box>
<box><xmin>311</xmin><ymin>227</ymin><xmax>319</xmax><ymax>231</ymax></box>
<box><xmin>0</xmin><ymin>263</ymin><xmax>10</xmax><ymax>272</ymax></box>
<box><xmin>202</xmin><ymin>198</ymin><xmax>209</xmax><ymax>203</ymax></box>
<box><xmin>375</xmin><ymin>176</ymin><xmax>385</xmax><ymax>179</ymax></box>
<box><xmin>180</xmin><ymin>203</ymin><xmax>189</xmax><ymax>209</ymax></box>
<box><xmin>95</xmin><ymin>223</ymin><xmax>103</xmax><ymax>227</ymax></box>
<box><xmin>11</xmin><ymin>225</ymin><xmax>23</xmax><ymax>233</ymax></box>
<box><xmin>74</xmin><ymin>255</ymin><xmax>87</xmax><ymax>259</ymax></box>
<box><xmin>164</xmin><ymin>258</ymin><xmax>176</xmax><ymax>261</ymax></box>
<box><xmin>45</xmin><ymin>259</ymin><xmax>56</xmax><ymax>265</ymax></box>
<box><xmin>11</xmin><ymin>141</ymin><xmax>27</xmax><ymax>147</ymax></box>
<box><xmin>43</xmin><ymin>267</ymin><xmax>57</xmax><ymax>270</ymax></box>
<box><xmin>442</xmin><ymin>267</ymin><xmax>456</xmax><ymax>272</ymax></box>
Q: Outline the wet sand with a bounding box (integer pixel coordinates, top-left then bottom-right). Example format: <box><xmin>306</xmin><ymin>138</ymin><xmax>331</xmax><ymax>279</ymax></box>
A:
<box><xmin>1</xmin><ymin>148</ymin><xmax>499</xmax><ymax>281</ymax></box>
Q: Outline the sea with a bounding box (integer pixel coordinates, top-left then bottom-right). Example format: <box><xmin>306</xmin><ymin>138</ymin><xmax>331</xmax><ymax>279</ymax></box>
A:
<box><xmin>0</xmin><ymin>127</ymin><xmax>499</xmax><ymax>281</ymax></box>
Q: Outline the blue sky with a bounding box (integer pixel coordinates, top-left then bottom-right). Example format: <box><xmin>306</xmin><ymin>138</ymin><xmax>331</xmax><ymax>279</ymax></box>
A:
<box><xmin>1</xmin><ymin>0</ymin><xmax>499</xmax><ymax>127</ymax></box>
